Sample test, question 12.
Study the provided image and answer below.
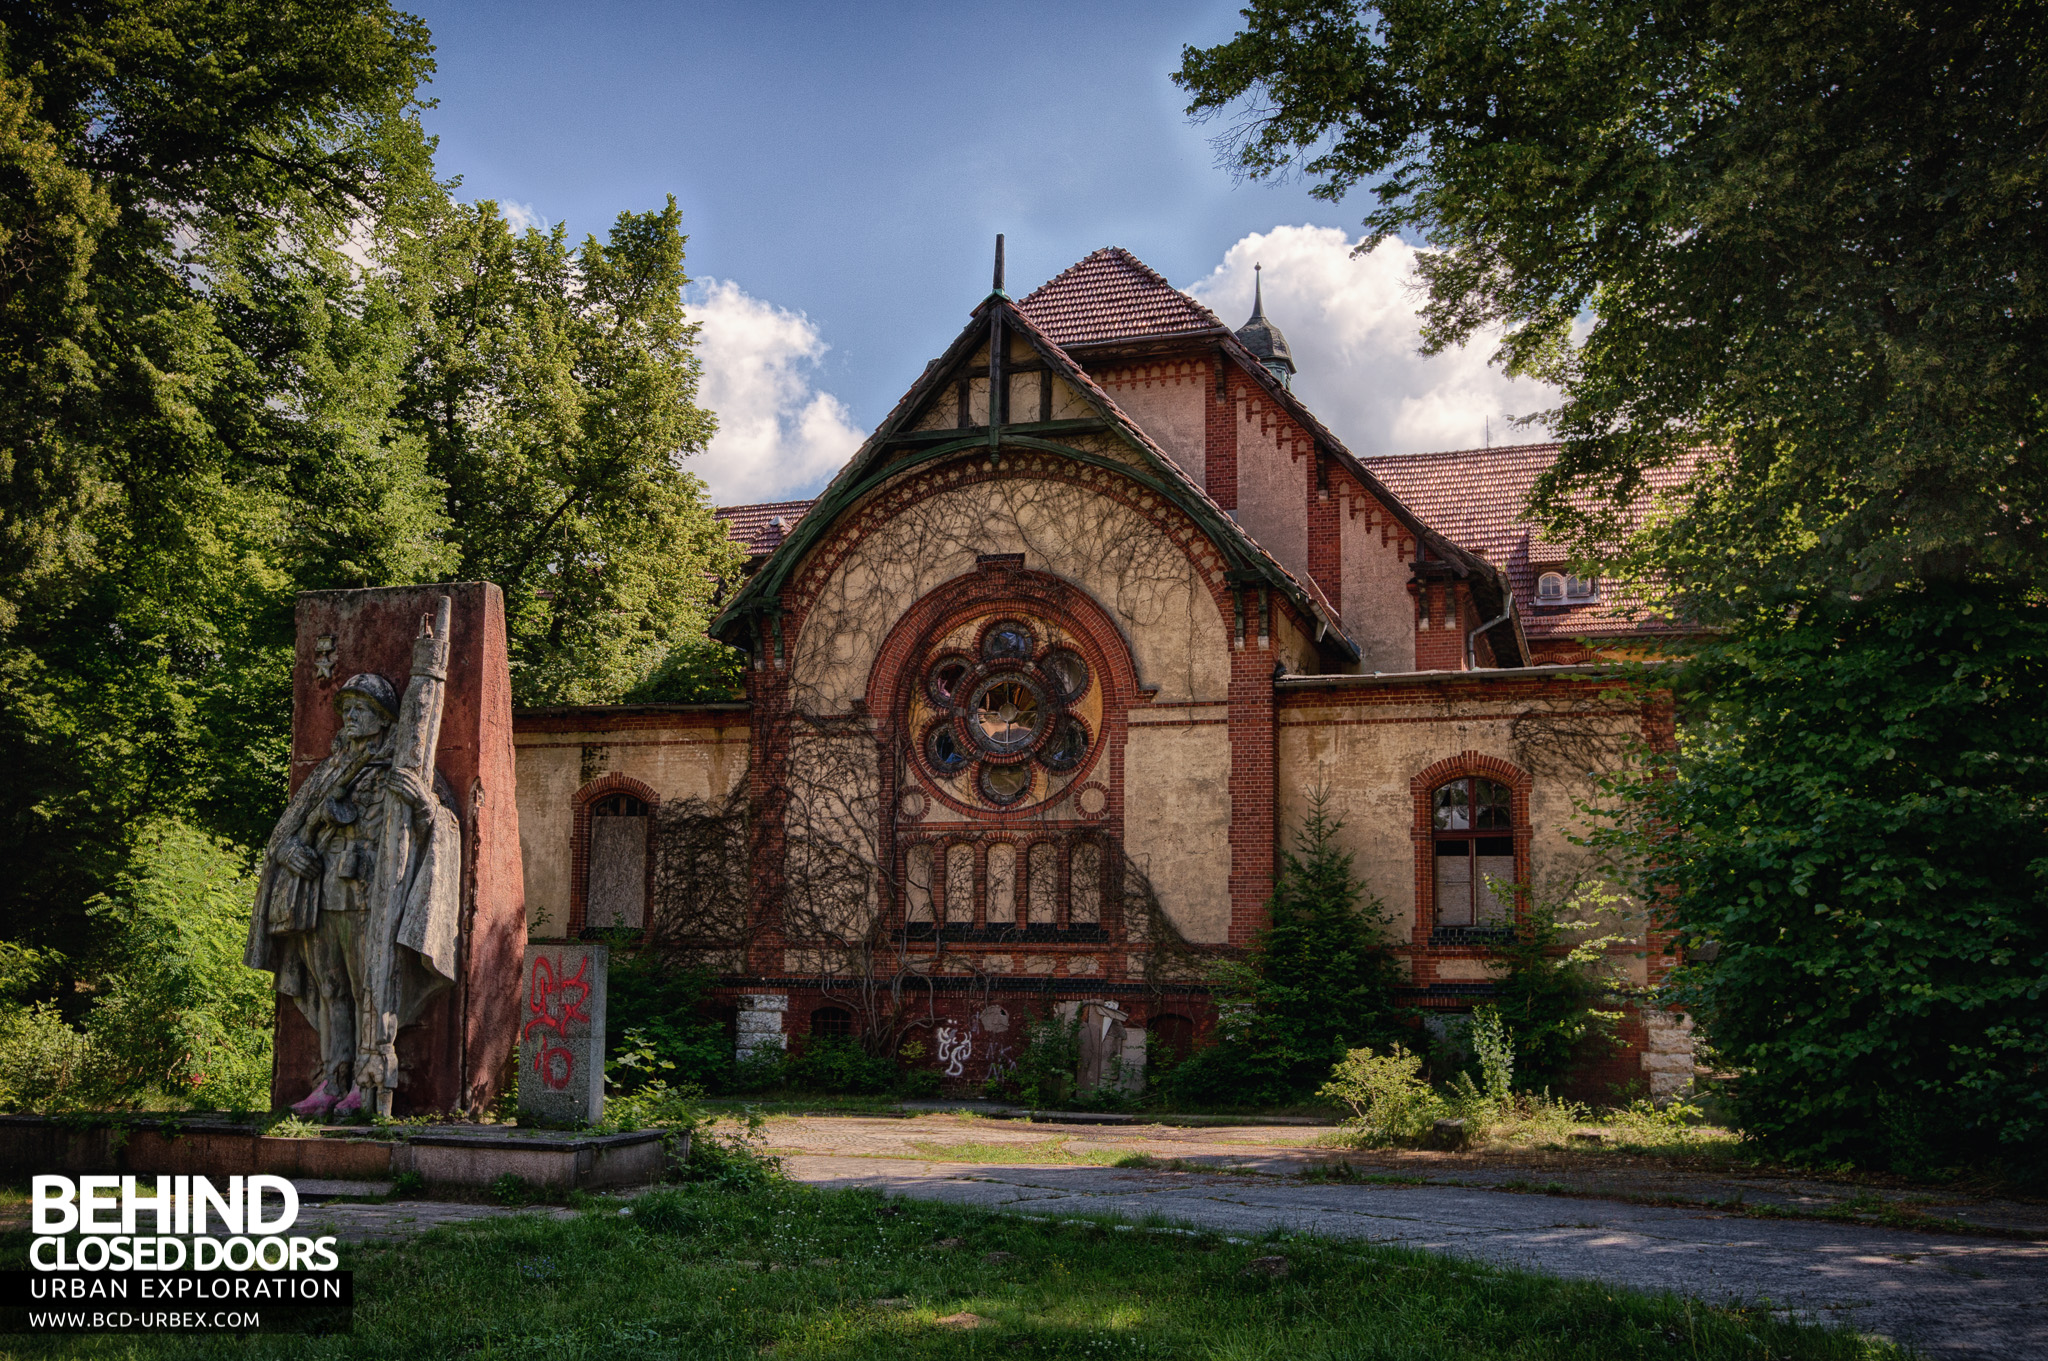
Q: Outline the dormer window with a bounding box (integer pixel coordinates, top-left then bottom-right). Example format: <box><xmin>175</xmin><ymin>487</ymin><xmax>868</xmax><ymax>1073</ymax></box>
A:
<box><xmin>1536</xmin><ymin>572</ymin><xmax>1598</xmax><ymax>603</ymax></box>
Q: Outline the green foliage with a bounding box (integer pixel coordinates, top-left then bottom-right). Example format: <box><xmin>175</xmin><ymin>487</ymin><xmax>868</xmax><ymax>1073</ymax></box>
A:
<box><xmin>1164</xmin><ymin>790</ymin><xmax>1406</xmax><ymax>1107</ymax></box>
<box><xmin>1177</xmin><ymin>1</ymin><xmax>2048</xmax><ymax>604</ymax></box>
<box><xmin>1317</xmin><ymin>1044</ymin><xmax>1447</xmax><ymax>1144</ymax></box>
<box><xmin>782</xmin><ymin>1037</ymin><xmax>897</xmax><ymax>1096</ymax></box>
<box><xmin>1470</xmin><ymin>1006</ymin><xmax>1514</xmax><ymax>1112</ymax></box>
<box><xmin>985</xmin><ymin>1012</ymin><xmax>1081</xmax><ymax>1109</ymax></box>
<box><xmin>1485</xmin><ymin>882</ymin><xmax>1630</xmax><ymax>1091</ymax></box>
<box><xmin>0</xmin><ymin>4</ymin><xmax>742</xmax><ymax>1013</ymax></box>
<box><xmin>602</xmin><ymin>948</ymin><xmax>737</xmax><ymax>1094</ymax></box>
<box><xmin>396</xmin><ymin>197</ymin><xmax>743</xmax><ymax>707</ymax></box>
<box><xmin>1588</xmin><ymin>587</ymin><xmax>2048</xmax><ymax>1169</ymax></box>
<box><xmin>82</xmin><ymin>821</ymin><xmax>275</xmax><ymax>1109</ymax></box>
<box><xmin>0</xmin><ymin>820</ymin><xmax>272</xmax><ymax>1111</ymax></box>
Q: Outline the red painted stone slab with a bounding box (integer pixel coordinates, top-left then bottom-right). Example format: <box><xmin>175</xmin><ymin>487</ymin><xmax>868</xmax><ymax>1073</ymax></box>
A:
<box><xmin>272</xmin><ymin>583</ymin><xmax>525</xmax><ymax>1116</ymax></box>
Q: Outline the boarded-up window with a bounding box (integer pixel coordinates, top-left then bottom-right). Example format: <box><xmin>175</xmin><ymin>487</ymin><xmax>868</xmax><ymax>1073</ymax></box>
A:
<box><xmin>905</xmin><ymin>844</ymin><xmax>934</xmax><ymax>922</ymax></box>
<box><xmin>986</xmin><ymin>843</ymin><xmax>1017</xmax><ymax>924</ymax></box>
<box><xmin>1070</xmin><ymin>841</ymin><xmax>1101</xmax><ymax>925</ymax></box>
<box><xmin>945</xmin><ymin>843</ymin><xmax>976</xmax><ymax>924</ymax></box>
<box><xmin>1431</xmin><ymin>777</ymin><xmax>1515</xmax><ymax>928</ymax></box>
<box><xmin>1027</xmin><ymin>842</ymin><xmax>1058</xmax><ymax>923</ymax></box>
<box><xmin>586</xmin><ymin>793</ymin><xmax>649</xmax><ymax>928</ymax></box>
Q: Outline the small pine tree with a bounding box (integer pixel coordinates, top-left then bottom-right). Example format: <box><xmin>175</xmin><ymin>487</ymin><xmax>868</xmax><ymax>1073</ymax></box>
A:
<box><xmin>1163</xmin><ymin>788</ymin><xmax>1407</xmax><ymax>1107</ymax></box>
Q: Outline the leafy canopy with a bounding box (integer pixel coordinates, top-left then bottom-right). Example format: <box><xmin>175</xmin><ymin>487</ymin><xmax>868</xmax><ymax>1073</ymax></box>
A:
<box><xmin>1177</xmin><ymin>0</ymin><xmax>2048</xmax><ymax>606</ymax></box>
<box><xmin>1587</xmin><ymin>587</ymin><xmax>2048</xmax><ymax>1167</ymax></box>
<box><xmin>0</xmin><ymin>3</ymin><xmax>742</xmax><ymax>1011</ymax></box>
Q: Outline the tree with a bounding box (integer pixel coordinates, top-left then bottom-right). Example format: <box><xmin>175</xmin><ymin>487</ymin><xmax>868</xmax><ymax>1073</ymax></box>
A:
<box><xmin>0</xmin><ymin>3</ymin><xmax>743</xmax><ymax>1022</ymax></box>
<box><xmin>396</xmin><ymin>198</ymin><xmax>742</xmax><ymax>707</ymax></box>
<box><xmin>1176</xmin><ymin>0</ymin><xmax>2048</xmax><ymax>607</ymax></box>
<box><xmin>1163</xmin><ymin>790</ymin><xmax>1406</xmax><ymax>1107</ymax></box>
<box><xmin>0</xmin><ymin>0</ymin><xmax>444</xmax><ymax>984</ymax></box>
<box><xmin>1586</xmin><ymin>588</ymin><xmax>2048</xmax><ymax>1168</ymax></box>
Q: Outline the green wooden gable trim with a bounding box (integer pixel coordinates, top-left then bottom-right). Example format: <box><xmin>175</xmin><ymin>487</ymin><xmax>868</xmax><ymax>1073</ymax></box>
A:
<box><xmin>712</xmin><ymin>294</ymin><xmax>1360</xmax><ymax>665</ymax></box>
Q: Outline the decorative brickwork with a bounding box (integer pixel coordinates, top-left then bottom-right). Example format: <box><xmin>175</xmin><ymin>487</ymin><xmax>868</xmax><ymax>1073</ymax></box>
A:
<box><xmin>1205</xmin><ymin>358</ymin><xmax>1239</xmax><ymax>508</ymax></box>
<box><xmin>1308</xmin><ymin>454</ymin><xmax>1343</xmax><ymax>614</ymax></box>
<box><xmin>1226</xmin><ymin>645</ymin><xmax>1278</xmax><ymax>944</ymax></box>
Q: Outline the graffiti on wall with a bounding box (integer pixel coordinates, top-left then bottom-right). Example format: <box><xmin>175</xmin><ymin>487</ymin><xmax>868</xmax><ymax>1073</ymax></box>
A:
<box><xmin>523</xmin><ymin>954</ymin><xmax>592</xmax><ymax>1090</ymax></box>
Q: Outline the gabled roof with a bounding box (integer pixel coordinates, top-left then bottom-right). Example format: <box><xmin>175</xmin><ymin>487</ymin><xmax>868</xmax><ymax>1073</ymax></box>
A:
<box><xmin>1362</xmin><ymin>444</ymin><xmax>1693</xmax><ymax>640</ymax></box>
<box><xmin>715</xmin><ymin>500</ymin><xmax>812</xmax><ymax>559</ymax></box>
<box><xmin>1017</xmin><ymin>248</ymin><xmax>1228</xmax><ymax>350</ymax></box>
<box><xmin>711</xmin><ymin>287</ymin><xmax>1360</xmax><ymax>665</ymax></box>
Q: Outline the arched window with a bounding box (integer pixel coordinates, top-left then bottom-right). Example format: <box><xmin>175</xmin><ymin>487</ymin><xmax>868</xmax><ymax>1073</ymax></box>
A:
<box><xmin>585</xmin><ymin>791</ymin><xmax>650</xmax><ymax>929</ymax></box>
<box><xmin>1432</xmin><ymin>777</ymin><xmax>1515</xmax><ymax>928</ymax></box>
<box><xmin>1565</xmin><ymin>574</ymin><xmax>1598</xmax><ymax>600</ymax></box>
<box><xmin>1148</xmin><ymin>1013</ymin><xmax>1196</xmax><ymax>1063</ymax></box>
<box><xmin>810</xmin><ymin>1006</ymin><xmax>853</xmax><ymax>1039</ymax></box>
<box><xmin>1536</xmin><ymin>572</ymin><xmax>1565</xmax><ymax>602</ymax></box>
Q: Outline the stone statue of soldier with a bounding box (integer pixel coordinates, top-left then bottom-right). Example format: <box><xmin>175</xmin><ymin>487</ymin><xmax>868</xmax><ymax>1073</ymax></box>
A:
<box><xmin>246</xmin><ymin>606</ymin><xmax>463</xmax><ymax>1116</ymax></box>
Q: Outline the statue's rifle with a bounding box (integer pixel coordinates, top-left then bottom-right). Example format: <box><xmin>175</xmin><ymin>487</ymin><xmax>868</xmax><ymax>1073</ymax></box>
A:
<box><xmin>360</xmin><ymin>596</ymin><xmax>452</xmax><ymax>1116</ymax></box>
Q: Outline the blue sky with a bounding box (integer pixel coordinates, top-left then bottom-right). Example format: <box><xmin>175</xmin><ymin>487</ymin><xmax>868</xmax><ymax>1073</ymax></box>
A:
<box><xmin>412</xmin><ymin>1</ymin><xmax>1550</xmax><ymax>502</ymax></box>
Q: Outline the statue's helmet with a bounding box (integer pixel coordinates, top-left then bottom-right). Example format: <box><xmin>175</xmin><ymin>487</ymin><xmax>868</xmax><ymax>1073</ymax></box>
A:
<box><xmin>335</xmin><ymin>672</ymin><xmax>399</xmax><ymax>720</ymax></box>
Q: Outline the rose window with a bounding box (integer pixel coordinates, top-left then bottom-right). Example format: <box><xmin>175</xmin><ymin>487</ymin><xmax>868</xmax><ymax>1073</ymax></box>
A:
<box><xmin>909</xmin><ymin>617</ymin><xmax>1101</xmax><ymax>810</ymax></box>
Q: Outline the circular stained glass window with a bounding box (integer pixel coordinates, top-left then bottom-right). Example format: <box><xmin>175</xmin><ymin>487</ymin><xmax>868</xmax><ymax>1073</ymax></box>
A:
<box><xmin>981</xmin><ymin>764</ymin><xmax>1031</xmax><ymax>804</ymax></box>
<box><xmin>928</xmin><ymin>726</ymin><xmax>967</xmax><ymax>773</ymax></box>
<box><xmin>918</xmin><ymin>620</ymin><xmax>1098</xmax><ymax>807</ymax></box>
<box><xmin>1043</xmin><ymin>648</ymin><xmax>1089</xmax><ymax>701</ymax></box>
<box><xmin>972</xmin><ymin>678</ymin><xmax>1042</xmax><ymax>753</ymax></box>
<box><xmin>982</xmin><ymin>622</ymin><xmax>1034</xmax><ymax>661</ymax></box>
<box><xmin>928</xmin><ymin>658</ymin><xmax>971</xmax><ymax>705</ymax></box>
<box><xmin>1040</xmin><ymin>717</ymin><xmax>1089</xmax><ymax>771</ymax></box>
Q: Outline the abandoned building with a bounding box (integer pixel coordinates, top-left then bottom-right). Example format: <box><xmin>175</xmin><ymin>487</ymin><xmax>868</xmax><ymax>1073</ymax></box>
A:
<box><xmin>509</xmin><ymin>246</ymin><xmax>1696</xmax><ymax>1100</ymax></box>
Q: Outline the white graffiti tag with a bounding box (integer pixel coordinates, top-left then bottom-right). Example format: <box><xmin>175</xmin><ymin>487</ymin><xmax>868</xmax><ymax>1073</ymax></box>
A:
<box><xmin>936</xmin><ymin>1025</ymin><xmax>973</xmax><ymax>1077</ymax></box>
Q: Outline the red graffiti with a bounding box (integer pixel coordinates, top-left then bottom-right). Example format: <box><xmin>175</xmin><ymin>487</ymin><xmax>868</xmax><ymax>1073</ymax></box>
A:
<box><xmin>523</xmin><ymin>955</ymin><xmax>592</xmax><ymax>1090</ymax></box>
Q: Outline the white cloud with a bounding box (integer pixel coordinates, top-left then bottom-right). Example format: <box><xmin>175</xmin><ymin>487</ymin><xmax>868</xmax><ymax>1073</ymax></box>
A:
<box><xmin>500</xmin><ymin>200</ymin><xmax>548</xmax><ymax>235</ymax></box>
<box><xmin>1186</xmin><ymin>226</ymin><xmax>1555</xmax><ymax>457</ymax></box>
<box><xmin>688</xmin><ymin>279</ymin><xmax>865</xmax><ymax>504</ymax></box>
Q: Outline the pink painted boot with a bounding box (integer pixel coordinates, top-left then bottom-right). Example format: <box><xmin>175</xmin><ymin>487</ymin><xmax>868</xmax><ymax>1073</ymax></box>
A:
<box><xmin>332</xmin><ymin>1086</ymin><xmax>365</xmax><ymax>1116</ymax></box>
<box><xmin>291</xmin><ymin>1082</ymin><xmax>337</xmax><ymax>1117</ymax></box>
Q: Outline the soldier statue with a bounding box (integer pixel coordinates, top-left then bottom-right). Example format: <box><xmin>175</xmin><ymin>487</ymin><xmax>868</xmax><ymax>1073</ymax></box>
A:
<box><xmin>246</xmin><ymin>602</ymin><xmax>462</xmax><ymax>1116</ymax></box>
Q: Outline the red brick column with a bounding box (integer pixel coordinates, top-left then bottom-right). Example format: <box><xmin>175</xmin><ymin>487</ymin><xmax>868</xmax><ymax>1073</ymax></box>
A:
<box><xmin>1308</xmin><ymin>458</ymin><xmax>1343</xmax><ymax>614</ymax></box>
<box><xmin>1206</xmin><ymin>357</ymin><xmax>1239</xmax><ymax>509</ymax></box>
<box><xmin>1226</xmin><ymin>644</ymin><xmax>1277</xmax><ymax>944</ymax></box>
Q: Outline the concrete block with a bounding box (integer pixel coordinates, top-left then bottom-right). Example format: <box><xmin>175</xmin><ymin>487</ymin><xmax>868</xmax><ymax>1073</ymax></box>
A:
<box><xmin>518</xmin><ymin>942</ymin><xmax>607</xmax><ymax>1127</ymax></box>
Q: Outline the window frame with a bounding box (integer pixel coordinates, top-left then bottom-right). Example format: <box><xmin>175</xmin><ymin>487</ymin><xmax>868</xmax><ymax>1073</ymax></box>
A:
<box><xmin>1409</xmin><ymin>755</ymin><xmax>1530</xmax><ymax>947</ymax></box>
<box><xmin>569</xmin><ymin>773</ymin><xmax>661</xmax><ymax>938</ymax></box>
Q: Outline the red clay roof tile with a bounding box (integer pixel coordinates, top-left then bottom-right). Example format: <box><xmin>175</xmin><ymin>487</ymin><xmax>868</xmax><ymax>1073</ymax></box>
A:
<box><xmin>1017</xmin><ymin>248</ymin><xmax>1226</xmax><ymax>349</ymax></box>
<box><xmin>715</xmin><ymin>499</ymin><xmax>814</xmax><ymax>558</ymax></box>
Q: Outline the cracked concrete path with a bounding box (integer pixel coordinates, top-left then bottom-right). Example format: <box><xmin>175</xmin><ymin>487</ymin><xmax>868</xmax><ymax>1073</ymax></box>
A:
<box><xmin>782</xmin><ymin>1152</ymin><xmax>2048</xmax><ymax>1360</ymax></box>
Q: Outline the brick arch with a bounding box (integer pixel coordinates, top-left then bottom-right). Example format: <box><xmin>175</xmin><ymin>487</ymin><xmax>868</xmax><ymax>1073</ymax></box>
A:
<box><xmin>568</xmin><ymin>773</ymin><xmax>661</xmax><ymax>937</ymax></box>
<box><xmin>1408</xmin><ymin>751</ymin><xmax>1533</xmax><ymax>948</ymax></box>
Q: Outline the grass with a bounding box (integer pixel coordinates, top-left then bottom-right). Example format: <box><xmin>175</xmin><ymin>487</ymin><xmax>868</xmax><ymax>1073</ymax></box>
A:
<box><xmin>0</xmin><ymin>1182</ymin><xmax>1903</xmax><ymax>1360</ymax></box>
<box><xmin>903</xmin><ymin>1139</ymin><xmax>1138</xmax><ymax>1167</ymax></box>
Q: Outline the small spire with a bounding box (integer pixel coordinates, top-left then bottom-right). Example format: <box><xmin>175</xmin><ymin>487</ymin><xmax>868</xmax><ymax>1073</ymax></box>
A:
<box><xmin>993</xmin><ymin>234</ymin><xmax>1005</xmax><ymax>294</ymax></box>
<box><xmin>1234</xmin><ymin>262</ymin><xmax>1296</xmax><ymax>389</ymax></box>
<box><xmin>1252</xmin><ymin>263</ymin><xmax>1265</xmax><ymax>320</ymax></box>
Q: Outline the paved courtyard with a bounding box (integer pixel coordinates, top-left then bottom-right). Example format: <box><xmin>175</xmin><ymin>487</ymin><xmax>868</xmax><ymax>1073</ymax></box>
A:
<box><xmin>762</xmin><ymin>1112</ymin><xmax>2048</xmax><ymax>1360</ymax></box>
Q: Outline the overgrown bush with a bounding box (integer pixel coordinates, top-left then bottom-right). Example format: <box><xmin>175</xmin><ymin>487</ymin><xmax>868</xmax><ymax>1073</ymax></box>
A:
<box><xmin>1588</xmin><ymin>586</ymin><xmax>2048</xmax><ymax>1171</ymax></box>
<box><xmin>1161</xmin><ymin>791</ymin><xmax>1406</xmax><ymax>1108</ymax></box>
<box><xmin>984</xmin><ymin>1012</ymin><xmax>1081</xmax><ymax>1109</ymax></box>
<box><xmin>0</xmin><ymin>823</ymin><xmax>272</xmax><ymax>1112</ymax></box>
<box><xmin>782</xmin><ymin>1037</ymin><xmax>897</xmax><ymax>1095</ymax></box>
<box><xmin>602</xmin><ymin>947</ymin><xmax>735</xmax><ymax>1093</ymax></box>
<box><xmin>1316</xmin><ymin>1044</ymin><xmax>1446</xmax><ymax>1144</ymax></box>
<box><xmin>1483</xmin><ymin>882</ymin><xmax>1629</xmax><ymax>1091</ymax></box>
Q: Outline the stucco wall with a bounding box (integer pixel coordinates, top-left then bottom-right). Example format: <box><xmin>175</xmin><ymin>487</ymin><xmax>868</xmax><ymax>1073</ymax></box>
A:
<box><xmin>1274</xmin><ymin>683</ymin><xmax>1647</xmax><ymax>980</ymax></box>
<box><xmin>1231</xmin><ymin>392</ymin><xmax>1311</xmax><ymax>588</ymax></box>
<box><xmin>513</xmin><ymin>716</ymin><xmax>750</xmax><ymax>936</ymax></box>
<box><xmin>1099</xmin><ymin>363</ymin><xmax>1208</xmax><ymax>491</ymax></box>
<box><xmin>1336</xmin><ymin>476</ymin><xmax>1419</xmax><ymax>673</ymax></box>
<box><xmin>1123</xmin><ymin>713</ymin><xmax>1232</xmax><ymax>942</ymax></box>
<box><xmin>789</xmin><ymin>469</ymin><xmax>1232</xmax><ymax>710</ymax></box>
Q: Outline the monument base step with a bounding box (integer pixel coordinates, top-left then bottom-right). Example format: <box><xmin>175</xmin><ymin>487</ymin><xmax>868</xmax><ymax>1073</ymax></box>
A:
<box><xmin>0</xmin><ymin>1114</ymin><xmax>674</xmax><ymax>1191</ymax></box>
